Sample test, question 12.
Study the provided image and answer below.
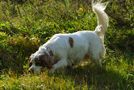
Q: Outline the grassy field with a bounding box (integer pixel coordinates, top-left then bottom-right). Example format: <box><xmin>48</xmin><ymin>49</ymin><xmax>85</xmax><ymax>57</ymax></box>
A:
<box><xmin>0</xmin><ymin>0</ymin><xmax>134</xmax><ymax>89</ymax></box>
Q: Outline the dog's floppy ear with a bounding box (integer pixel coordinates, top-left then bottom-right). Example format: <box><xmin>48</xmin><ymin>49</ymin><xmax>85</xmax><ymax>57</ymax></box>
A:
<box><xmin>39</xmin><ymin>52</ymin><xmax>53</xmax><ymax>69</ymax></box>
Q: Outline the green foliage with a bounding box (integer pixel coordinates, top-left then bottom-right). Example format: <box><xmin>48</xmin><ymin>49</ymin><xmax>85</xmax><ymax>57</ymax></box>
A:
<box><xmin>105</xmin><ymin>22</ymin><xmax>134</xmax><ymax>52</ymax></box>
<box><xmin>0</xmin><ymin>0</ymin><xmax>133</xmax><ymax>89</ymax></box>
<box><xmin>106</xmin><ymin>0</ymin><xmax>134</xmax><ymax>27</ymax></box>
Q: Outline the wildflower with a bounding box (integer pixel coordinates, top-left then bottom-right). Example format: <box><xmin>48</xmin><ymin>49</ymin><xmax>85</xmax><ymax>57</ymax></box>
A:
<box><xmin>79</xmin><ymin>8</ymin><xmax>83</xmax><ymax>12</ymax></box>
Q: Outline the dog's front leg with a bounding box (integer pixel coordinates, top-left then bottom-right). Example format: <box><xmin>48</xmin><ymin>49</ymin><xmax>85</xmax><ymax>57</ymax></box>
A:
<box><xmin>48</xmin><ymin>58</ymin><xmax>68</xmax><ymax>75</ymax></box>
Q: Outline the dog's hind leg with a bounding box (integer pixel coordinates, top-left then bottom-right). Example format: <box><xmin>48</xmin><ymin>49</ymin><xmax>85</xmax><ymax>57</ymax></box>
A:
<box><xmin>89</xmin><ymin>51</ymin><xmax>102</xmax><ymax>67</ymax></box>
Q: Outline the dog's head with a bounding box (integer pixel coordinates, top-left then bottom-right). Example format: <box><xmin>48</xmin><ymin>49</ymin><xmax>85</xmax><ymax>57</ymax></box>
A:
<box><xmin>29</xmin><ymin>48</ymin><xmax>54</xmax><ymax>74</ymax></box>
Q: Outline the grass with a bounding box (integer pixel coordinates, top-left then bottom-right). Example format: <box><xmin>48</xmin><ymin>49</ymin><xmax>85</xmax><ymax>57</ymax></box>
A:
<box><xmin>0</xmin><ymin>54</ymin><xmax>134</xmax><ymax>89</ymax></box>
<box><xmin>0</xmin><ymin>0</ymin><xmax>134</xmax><ymax>89</ymax></box>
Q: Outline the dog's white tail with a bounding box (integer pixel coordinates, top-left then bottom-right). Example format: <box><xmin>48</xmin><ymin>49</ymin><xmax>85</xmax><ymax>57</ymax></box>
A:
<box><xmin>92</xmin><ymin>0</ymin><xmax>109</xmax><ymax>42</ymax></box>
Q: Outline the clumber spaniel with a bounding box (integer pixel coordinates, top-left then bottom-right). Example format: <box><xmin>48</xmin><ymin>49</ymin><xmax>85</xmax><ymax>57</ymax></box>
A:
<box><xmin>29</xmin><ymin>0</ymin><xmax>109</xmax><ymax>75</ymax></box>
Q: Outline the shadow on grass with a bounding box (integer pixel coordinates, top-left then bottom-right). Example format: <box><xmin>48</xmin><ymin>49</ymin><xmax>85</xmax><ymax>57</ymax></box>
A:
<box><xmin>56</xmin><ymin>63</ymin><xmax>133</xmax><ymax>90</ymax></box>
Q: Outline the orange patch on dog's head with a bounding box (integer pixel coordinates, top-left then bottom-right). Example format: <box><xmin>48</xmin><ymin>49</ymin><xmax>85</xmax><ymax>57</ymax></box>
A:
<box><xmin>69</xmin><ymin>37</ymin><xmax>74</xmax><ymax>48</ymax></box>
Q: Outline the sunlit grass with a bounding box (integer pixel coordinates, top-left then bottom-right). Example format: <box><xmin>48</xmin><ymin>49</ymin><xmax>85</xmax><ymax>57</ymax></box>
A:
<box><xmin>0</xmin><ymin>50</ymin><xmax>133</xmax><ymax>90</ymax></box>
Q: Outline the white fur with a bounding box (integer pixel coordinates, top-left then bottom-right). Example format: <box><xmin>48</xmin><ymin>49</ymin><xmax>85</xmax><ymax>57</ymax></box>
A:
<box><xmin>29</xmin><ymin>0</ymin><xmax>109</xmax><ymax>75</ymax></box>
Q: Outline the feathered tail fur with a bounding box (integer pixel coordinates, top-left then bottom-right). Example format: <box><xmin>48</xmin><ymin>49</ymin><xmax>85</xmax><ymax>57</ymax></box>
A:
<box><xmin>92</xmin><ymin>0</ymin><xmax>109</xmax><ymax>42</ymax></box>
<box><xmin>92</xmin><ymin>0</ymin><xmax>109</xmax><ymax>58</ymax></box>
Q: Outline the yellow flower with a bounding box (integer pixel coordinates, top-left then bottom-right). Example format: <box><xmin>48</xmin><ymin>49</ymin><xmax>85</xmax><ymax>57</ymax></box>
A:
<box><xmin>79</xmin><ymin>8</ymin><xmax>83</xmax><ymax>12</ymax></box>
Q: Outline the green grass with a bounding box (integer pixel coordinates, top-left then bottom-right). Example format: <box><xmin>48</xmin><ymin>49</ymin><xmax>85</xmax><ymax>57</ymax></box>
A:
<box><xmin>0</xmin><ymin>0</ymin><xmax>134</xmax><ymax>89</ymax></box>
<box><xmin>0</xmin><ymin>54</ymin><xmax>134</xmax><ymax>89</ymax></box>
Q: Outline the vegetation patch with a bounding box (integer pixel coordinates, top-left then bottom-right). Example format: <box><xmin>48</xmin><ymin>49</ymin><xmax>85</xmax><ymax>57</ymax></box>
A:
<box><xmin>0</xmin><ymin>0</ymin><xmax>133</xmax><ymax>89</ymax></box>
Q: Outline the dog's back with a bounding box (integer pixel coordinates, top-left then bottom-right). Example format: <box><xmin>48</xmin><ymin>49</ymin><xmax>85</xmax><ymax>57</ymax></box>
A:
<box><xmin>45</xmin><ymin>30</ymin><xmax>102</xmax><ymax>66</ymax></box>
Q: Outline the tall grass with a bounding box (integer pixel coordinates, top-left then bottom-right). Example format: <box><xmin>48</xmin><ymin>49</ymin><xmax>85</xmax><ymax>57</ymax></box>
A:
<box><xmin>0</xmin><ymin>0</ymin><xmax>133</xmax><ymax>89</ymax></box>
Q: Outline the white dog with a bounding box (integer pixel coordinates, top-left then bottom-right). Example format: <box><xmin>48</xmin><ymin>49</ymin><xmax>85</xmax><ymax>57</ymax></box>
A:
<box><xmin>29</xmin><ymin>0</ymin><xmax>109</xmax><ymax>75</ymax></box>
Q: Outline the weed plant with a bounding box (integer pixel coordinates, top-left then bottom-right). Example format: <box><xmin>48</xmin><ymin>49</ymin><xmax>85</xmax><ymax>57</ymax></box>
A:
<box><xmin>0</xmin><ymin>0</ymin><xmax>133</xmax><ymax>89</ymax></box>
